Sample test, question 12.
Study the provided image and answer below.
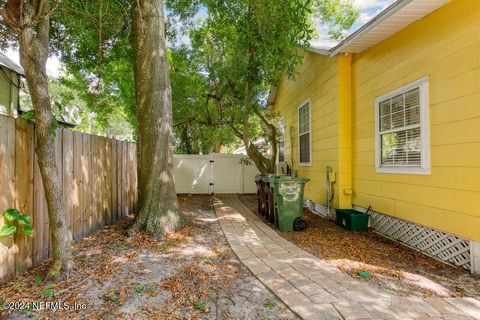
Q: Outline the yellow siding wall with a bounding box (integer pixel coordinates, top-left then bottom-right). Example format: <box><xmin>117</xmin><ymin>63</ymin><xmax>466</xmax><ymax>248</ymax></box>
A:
<box><xmin>273</xmin><ymin>52</ymin><xmax>347</xmax><ymax>207</ymax></box>
<box><xmin>337</xmin><ymin>55</ymin><xmax>352</xmax><ymax>209</ymax></box>
<box><xmin>351</xmin><ymin>0</ymin><xmax>480</xmax><ymax>241</ymax></box>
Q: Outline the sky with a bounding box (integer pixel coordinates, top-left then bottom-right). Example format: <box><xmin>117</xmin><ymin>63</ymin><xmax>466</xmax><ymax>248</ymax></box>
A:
<box><xmin>311</xmin><ymin>0</ymin><xmax>396</xmax><ymax>48</ymax></box>
<box><xmin>2</xmin><ymin>0</ymin><xmax>396</xmax><ymax>77</ymax></box>
<box><xmin>4</xmin><ymin>47</ymin><xmax>63</xmax><ymax>78</ymax></box>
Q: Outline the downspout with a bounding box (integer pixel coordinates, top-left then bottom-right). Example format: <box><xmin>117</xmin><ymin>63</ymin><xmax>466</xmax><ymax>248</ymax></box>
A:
<box><xmin>290</xmin><ymin>126</ymin><xmax>295</xmax><ymax>177</ymax></box>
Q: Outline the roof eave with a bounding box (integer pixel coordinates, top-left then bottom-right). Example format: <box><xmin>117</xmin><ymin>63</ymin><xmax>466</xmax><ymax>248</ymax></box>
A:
<box><xmin>267</xmin><ymin>85</ymin><xmax>278</xmax><ymax>107</ymax></box>
<box><xmin>0</xmin><ymin>52</ymin><xmax>25</xmax><ymax>76</ymax></box>
<box><xmin>329</xmin><ymin>0</ymin><xmax>413</xmax><ymax>56</ymax></box>
<box><xmin>305</xmin><ymin>47</ymin><xmax>331</xmax><ymax>56</ymax></box>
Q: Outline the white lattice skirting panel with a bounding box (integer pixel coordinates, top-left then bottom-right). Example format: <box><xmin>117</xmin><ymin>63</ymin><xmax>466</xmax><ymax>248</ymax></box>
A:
<box><xmin>303</xmin><ymin>199</ymin><xmax>472</xmax><ymax>271</ymax></box>
<box><xmin>359</xmin><ymin>207</ymin><xmax>471</xmax><ymax>271</ymax></box>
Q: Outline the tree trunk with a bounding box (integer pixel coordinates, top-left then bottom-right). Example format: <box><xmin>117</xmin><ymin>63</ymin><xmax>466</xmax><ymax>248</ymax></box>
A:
<box><xmin>129</xmin><ymin>0</ymin><xmax>188</xmax><ymax>237</ymax></box>
<box><xmin>17</xmin><ymin>1</ymin><xmax>73</xmax><ymax>276</ymax></box>
<box><xmin>239</xmin><ymin>0</ymin><xmax>276</xmax><ymax>174</ymax></box>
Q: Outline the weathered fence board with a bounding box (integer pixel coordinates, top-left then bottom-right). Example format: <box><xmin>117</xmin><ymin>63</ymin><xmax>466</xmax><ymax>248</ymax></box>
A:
<box><xmin>81</xmin><ymin>133</ymin><xmax>90</xmax><ymax>237</ymax></box>
<box><xmin>0</xmin><ymin>115</ymin><xmax>137</xmax><ymax>283</ymax></box>
<box><xmin>73</xmin><ymin>131</ymin><xmax>83</xmax><ymax>240</ymax></box>
<box><xmin>0</xmin><ymin>116</ymin><xmax>16</xmax><ymax>280</ymax></box>
<box><xmin>14</xmin><ymin>119</ymin><xmax>34</xmax><ymax>275</ymax></box>
<box><xmin>63</xmin><ymin>129</ymin><xmax>74</xmax><ymax>240</ymax></box>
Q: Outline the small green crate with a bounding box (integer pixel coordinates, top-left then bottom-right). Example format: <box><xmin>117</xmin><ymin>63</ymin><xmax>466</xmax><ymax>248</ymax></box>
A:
<box><xmin>335</xmin><ymin>209</ymin><xmax>369</xmax><ymax>232</ymax></box>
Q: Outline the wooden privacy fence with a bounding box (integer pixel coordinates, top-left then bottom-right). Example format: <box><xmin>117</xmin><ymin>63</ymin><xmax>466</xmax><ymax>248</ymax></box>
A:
<box><xmin>0</xmin><ymin>114</ymin><xmax>137</xmax><ymax>282</ymax></box>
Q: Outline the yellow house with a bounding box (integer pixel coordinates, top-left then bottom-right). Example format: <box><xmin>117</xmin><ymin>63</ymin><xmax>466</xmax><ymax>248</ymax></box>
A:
<box><xmin>270</xmin><ymin>0</ymin><xmax>480</xmax><ymax>274</ymax></box>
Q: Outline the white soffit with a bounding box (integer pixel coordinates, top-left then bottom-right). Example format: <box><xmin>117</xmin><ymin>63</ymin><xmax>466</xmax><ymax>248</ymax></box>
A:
<box><xmin>330</xmin><ymin>0</ymin><xmax>451</xmax><ymax>55</ymax></box>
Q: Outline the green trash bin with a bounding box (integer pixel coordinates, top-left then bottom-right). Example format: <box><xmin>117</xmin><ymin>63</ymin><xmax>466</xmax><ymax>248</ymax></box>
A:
<box><xmin>269</xmin><ymin>175</ymin><xmax>310</xmax><ymax>232</ymax></box>
<box><xmin>335</xmin><ymin>209</ymin><xmax>369</xmax><ymax>232</ymax></box>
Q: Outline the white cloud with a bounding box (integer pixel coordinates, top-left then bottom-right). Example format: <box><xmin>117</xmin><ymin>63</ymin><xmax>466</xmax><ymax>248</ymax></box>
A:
<box><xmin>357</xmin><ymin>12</ymin><xmax>375</xmax><ymax>25</ymax></box>
<box><xmin>353</xmin><ymin>0</ymin><xmax>393</xmax><ymax>10</ymax></box>
<box><xmin>312</xmin><ymin>0</ymin><xmax>396</xmax><ymax>49</ymax></box>
<box><xmin>310</xmin><ymin>22</ymin><xmax>340</xmax><ymax>49</ymax></box>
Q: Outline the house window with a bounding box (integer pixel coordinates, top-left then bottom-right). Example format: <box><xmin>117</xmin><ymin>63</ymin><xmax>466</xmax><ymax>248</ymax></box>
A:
<box><xmin>375</xmin><ymin>77</ymin><xmax>430</xmax><ymax>174</ymax></box>
<box><xmin>298</xmin><ymin>100</ymin><xmax>311</xmax><ymax>165</ymax></box>
<box><xmin>278</xmin><ymin>118</ymin><xmax>285</xmax><ymax>163</ymax></box>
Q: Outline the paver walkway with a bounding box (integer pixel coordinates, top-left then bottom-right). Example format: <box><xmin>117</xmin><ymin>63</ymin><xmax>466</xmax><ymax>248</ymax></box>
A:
<box><xmin>213</xmin><ymin>194</ymin><xmax>480</xmax><ymax>320</ymax></box>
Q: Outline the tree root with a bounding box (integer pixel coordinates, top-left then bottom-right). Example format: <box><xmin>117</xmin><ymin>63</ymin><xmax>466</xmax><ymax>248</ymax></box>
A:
<box><xmin>47</xmin><ymin>256</ymin><xmax>73</xmax><ymax>280</ymax></box>
<box><xmin>125</xmin><ymin>208</ymin><xmax>191</xmax><ymax>240</ymax></box>
<box><xmin>47</xmin><ymin>259</ymin><xmax>63</xmax><ymax>278</ymax></box>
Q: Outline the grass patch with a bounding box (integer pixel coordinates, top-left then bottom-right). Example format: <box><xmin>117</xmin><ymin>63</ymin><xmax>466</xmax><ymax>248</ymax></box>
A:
<box><xmin>264</xmin><ymin>298</ymin><xmax>277</xmax><ymax>310</ymax></box>
<box><xmin>40</xmin><ymin>284</ymin><xmax>54</xmax><ymax>298</ymax></box>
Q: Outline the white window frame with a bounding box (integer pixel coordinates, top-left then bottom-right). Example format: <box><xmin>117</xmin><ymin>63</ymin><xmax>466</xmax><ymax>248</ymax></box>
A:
<box><xmin>374</xmin><ymin>77</ymin><xmax>430</xmax><ymax>175</ymax></box>
<box><xmin>298</xmin><ymin>99</ymin><xmax>312</xmax><ymax>166</ymax></box>
<box><xmin>278</xmin><ymin>117</ymin><xmax>286</xmax><ymax>163</ymax></box>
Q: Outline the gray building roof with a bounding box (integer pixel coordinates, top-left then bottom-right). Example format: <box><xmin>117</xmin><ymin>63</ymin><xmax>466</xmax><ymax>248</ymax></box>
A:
<box><xmin>0</xmin><ymin>51</ymin><xmax>24</xmax><ymax>75</ymax></box>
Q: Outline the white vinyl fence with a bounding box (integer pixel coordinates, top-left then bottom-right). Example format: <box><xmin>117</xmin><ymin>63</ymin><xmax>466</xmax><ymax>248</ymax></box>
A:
<box><xmin>174</xmin><ymin>153</ymin><xmax>260</xmax><ymax>194</ymax></box>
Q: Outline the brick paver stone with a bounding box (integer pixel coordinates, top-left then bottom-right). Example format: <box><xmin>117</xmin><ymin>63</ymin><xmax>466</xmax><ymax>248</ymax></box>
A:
<box><xmin>444</xmin><ymin>298</ymin><xmax>480</xmax><ymax>319</ymax></box>
<box><xmin>333</xmin><ymin>301</ymin><xmax>373</xmax><ymax>320</ymax></box>
<box><xmin>213</xmin><ymin>195</ymin><xmax>478</xmax><ymax>320</ymax></box>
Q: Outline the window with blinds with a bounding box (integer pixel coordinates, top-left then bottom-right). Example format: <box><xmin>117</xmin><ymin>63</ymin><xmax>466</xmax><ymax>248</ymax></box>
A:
<box><xmin>278</xmin><ymin>118</ymin><xmax>285</xmax><ymax>162</ymax></box>
<box><xmin>298</xmin><ymin>101</ymin><xmax>311</xmax><ymax>165</ymax></box>
<box><xmin>375</xmin><ymin>77</ymin><xmax>430</xmax><ymax>174</ymax></box>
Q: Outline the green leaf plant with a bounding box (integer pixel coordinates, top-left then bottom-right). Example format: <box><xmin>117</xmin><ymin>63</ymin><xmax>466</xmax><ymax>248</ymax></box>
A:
<box><xmin>0</xmin><ymin>209</ymin><xmax>34</xmax><ymax>238</ymax></box>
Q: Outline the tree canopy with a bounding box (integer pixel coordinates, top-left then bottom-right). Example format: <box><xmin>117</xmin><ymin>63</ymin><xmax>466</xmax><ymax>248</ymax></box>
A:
<box><xmin>168</xmin><ymin>0</ymin><xmax>358</xmax><ymax>172</ymax></box>
<box><xmin>50</xmin><ymin>0</ymin><xmax>136</xmax><ymax>139</ymax></box>
<box><xmin>4</xmin><ymin>0</ymin><xmax>358</xmax><ymax>161</ymax></box>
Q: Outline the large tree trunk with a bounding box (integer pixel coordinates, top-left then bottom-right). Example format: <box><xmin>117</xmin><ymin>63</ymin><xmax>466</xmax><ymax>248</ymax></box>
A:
<box><xmin>239</xmin><ymin>0</ymin><xmax>276</xmax><ymax>175</ymax></box>
<box><xmin>16</xmin><ymin>1</ymin><xmax>73</xmax><ymax>276</ymax></box>
<box><xmin>129</xmin><ymin>0</ymin><xmax>188</xmax><ymax>237</ymax></box>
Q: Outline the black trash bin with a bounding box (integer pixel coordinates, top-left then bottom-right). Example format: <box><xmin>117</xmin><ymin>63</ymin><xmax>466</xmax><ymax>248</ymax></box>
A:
<box><xmin>255</xmin><ymin>174</ymin><xmax>264</xmax><ymax>215</ymax></box>
<box><xmin>261</xmin><ymin>175</ymin><xmax>275</xmax><ymax>223</ymax></box>
<box><xmin>261</xmin><ymin>176</ymin><xmax>269</xmax><ymax>219</ymax></box>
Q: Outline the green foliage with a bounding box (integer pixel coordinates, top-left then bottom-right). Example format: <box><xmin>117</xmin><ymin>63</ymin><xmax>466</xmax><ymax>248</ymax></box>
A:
<box><xmin>239</xmin><ymin>158</ymin><xmax>252</xmax><ymax>166</ymax></box>
<box><xmin>40</xmin><ymin>284</ymin><xmax>54</xmax><ymax>298</ymax></box>
<box><xmin>20</xmin><ymin>304</ymin><xmax>33</xmax><ymax>316</ymax></box>
<box><xmin>0</xmin><ymin>209</ymin><xmax>33</xmax><ymax>238</ymax></box>
<box><xmin>170</xmin><ymin>46</ymin><xmax>237</xmax><ymax>154</ymax></box>
<box><xmin>20</xmin><ymin>110</ymin><xmax>36</xmax><ymax>123</ymax></box>
<box><xmin>81</xmin><ymin>256</ymin><xmax>88</xmax><ymax>268</ymax></box>
<box><xmin>44</xmin><ymin>0</ymin><xmax>357</xmax><ymax>153</ymax></box>
<box><xmin>134</xmin><ymin>284</ymin><xmax>145</xmax><ymax>293</ymax></box>
<box><xmin>106</xmin><ymin>292</ymin><xmax>118</xmax><ymax>302</ymax></box>
<box><xmin>0</xmin><ymin>225</ymin><xmax>17</xmax><ymax>237</ymax></box>
<box><xmin>16</xmin><ymin>213</ymin><xmax>31</xmax><ymax>225</ymax></box>
<box><xmin>194</xmin><ymin>300</ymin><xmax>206</xmax><ymax>310</ymax></box>
<box><xmin>168</xmin><ymin>0</ymin><xmax>358</xmax><ymax>166</ymax></box>
<box><xmin>4</xmin><ymin>208</ymin><xmax>21</xmax><ymax>222</ymax></box>
<box><xmin>23</xmin><ymin>225</ymin><xmax>34</xmax><ymax>237</ymax></box>
<box><xmin>264</xmin><ymin>297</ymin><xmax>277</xmax><ymax>310</ymax></box>
<box><xmin>160</xmin><ymin>241</ymin><xmax>177</xmax><ymax>249</ymax></box>
<box><xmin>314</xmin><ymin>0</ymin><xmax>359</xmax><ymax>39</ymax></box>
<box><xmin>50</xmin><ymin>0</ymin><xmax>136</xmax><ymax>141</ymax></box>
<box><xmin>49</xmin><ymin>119</ymin><xmax>60</xmax><ymax>139</ymax></box>
<box><xmin>145</xmin><ymin>284</ymin><xmax>156</xmax><ymax>293</ymax></box>
<box><xmin>34</xmin><ymin>276</ymin><xmax>43</xmax><ymax>286</ymax></box>
<box><xmin>135</xmin><ymin>283</ymin><xmax>157</xmax><ymax>294</ymax></box>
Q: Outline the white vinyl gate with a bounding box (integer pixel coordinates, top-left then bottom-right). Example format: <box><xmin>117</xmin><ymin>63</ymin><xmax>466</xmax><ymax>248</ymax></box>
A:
<box><xmin>174</xmin><ymin>153</ymin><xmax>260</xmax><ymax>194</ymax></box>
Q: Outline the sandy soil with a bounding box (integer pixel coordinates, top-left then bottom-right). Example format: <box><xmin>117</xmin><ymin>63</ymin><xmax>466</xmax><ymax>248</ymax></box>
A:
<box><xmin>0</xmin><ymin>195</ymin><xmax>298</xmax><ymax>320</ymax></box>
<box><xmin>239</xmin><ymin>194</ymin><xmax>480</xmax><ymax>299</ymax></box>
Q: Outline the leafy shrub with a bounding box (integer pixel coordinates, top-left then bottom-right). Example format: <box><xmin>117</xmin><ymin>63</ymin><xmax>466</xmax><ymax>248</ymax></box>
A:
<box><xmin>0</xmin><ymin>209</ymin><xmax>33</xmax><ymax>237</ymax></box>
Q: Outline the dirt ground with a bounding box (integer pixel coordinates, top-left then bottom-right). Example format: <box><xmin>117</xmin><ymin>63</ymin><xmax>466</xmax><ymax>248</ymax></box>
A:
<box><xmin>239</xmin><ymin>194</ymin><xmax>480</xmax><ymax>299</ymax></box>
<box><xmin>0</xmin><ymin>195</ymin><xmax>298</xmax><ymax>320</ymax></box>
